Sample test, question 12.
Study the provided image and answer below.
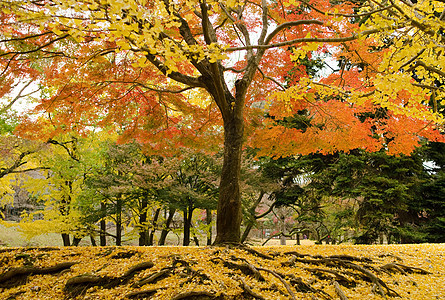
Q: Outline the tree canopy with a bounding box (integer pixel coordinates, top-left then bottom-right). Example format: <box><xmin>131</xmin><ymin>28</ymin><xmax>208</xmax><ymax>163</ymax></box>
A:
<box><xmin>1</xmin><ymin>0</ymin><xmax>444</xmax><ymax>244</ymax></box>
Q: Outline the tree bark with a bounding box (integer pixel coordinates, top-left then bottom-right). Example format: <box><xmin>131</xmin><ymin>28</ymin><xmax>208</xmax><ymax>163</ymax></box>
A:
<box><xmin>100</xmin><ymin>202</ymin><xmax>107</xmax><ymax>246</ymax></box>
<box><xmin>148</xmin><ymin>207</ymin><xmax>161</xmax><ymax>246</ymax></box>
<box><xmin>139</xmin><ymin>196</ymin><xmax>148</xmax><ymax>246</ymax></box>
<box><xmin>206</xmin><ymin>208</ymin><xmax>212</xmax><ymax>245</ymax></box>
<box><xmin>159</xmin><ymin>207</ymin><xmax>175</xmax><ymax>246</ymax></box>
<box><xmin>90</xmin><ymin>235</ymin><xmax>97</xmax><ymax>246</ymax></box>
<box><xmin>280</xmin><ymin>216</ymin><xmax>287</xmax><ymax>246</ymax></box>
<box><xmin>72</xmin><ymin>236</ymin><xmax>82</xmax><ymax>246</ymax></box>
<box><xmin>182</xmin><ymin>200</ymin><xmax>194</xmax><ymax>246</ymax></box>
<box><xmin>241</xmin><ymin>191</ymin><xmax>265</xmax><ymax>243</ymax></box>
<box><xmin>61</xmin><ymin>233</ymin><xmax>70</xmax><ymax>246</ymax></box>
<box><xmin>214</xmin><ymin>110</ymin><xmax>244</xmax><ymax>245</ymax></box>
<box><xmin>115</xmin><ymin>196</ymin><xmax>122</xmax><ymax>246</ymax></box>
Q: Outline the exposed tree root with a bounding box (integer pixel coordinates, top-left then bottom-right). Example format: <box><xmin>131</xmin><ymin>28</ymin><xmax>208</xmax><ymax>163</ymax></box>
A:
<box><xmin>64</xmin><ymin>261</ymin><xmax>154</xmax><ymax>297</ymax></box>
<box><xmin>381</xmin><ymin>262</ymin><xmax>431</xmax><ymax>275</ymax></box>
<box><xmin>256</xmin><ymin>266</ymin><xmax>296</xmax><ymax>300</ymax></box>
<box><xmin>0</xmin><ymin>262</ymin><xmax>77</xmax><ymax>288</ymax></box>
<box><xmin>0</xmin><ymin>246</ymin><xmax>437</xmax><ymax>299</ymax></box>
<box><xmin>210</xmin><ymin>257</ymin><xmax>265</xmax><ymax>281</ymax></box>
<box><xmin>125</xmin><ymin>288</ymin><xmax>159</xmax><ymax>299</ymax></box>
<box><xmin>238</xmin><ymin>276</ymin><xmax>266</xmax><ymax>300</ymax></box>
<box><xmin>283</xmin><ymin>253</ymin><xmax>405</xmax><ymax>298</ymax></box>
<box><xmin>333</xmin><ymin>280</ymin><xmax>348</xmax><ymax>300</ymax></box>
<box><xmin>132</xmin><ymin>268</ymin><xmax>172</xmax><ymax>287</ymax></box>
<box><xmin>305</xmin><ymin>267</ymin><xmax>355</xmax><ymax>287</ymax></box>
<box><xmin>170</xmin><ymin>291</ymin><xmax>218</xmax><ymax>300</ymax></box>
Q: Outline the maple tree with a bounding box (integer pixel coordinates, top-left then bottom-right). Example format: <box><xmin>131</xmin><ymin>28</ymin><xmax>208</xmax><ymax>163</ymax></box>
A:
<box><xmin>1</xmin><ymin>0</ymin><xmax>444</xmax><ymax>244</ymax></box>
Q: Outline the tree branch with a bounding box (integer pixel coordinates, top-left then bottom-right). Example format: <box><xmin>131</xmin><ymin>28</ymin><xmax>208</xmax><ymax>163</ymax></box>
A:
<box><xmin>264</xmin><ymin>20</ymin><xmax>324</xmax><ymax>45</ymax></box>
<box><xmin>0</xmin><ymin>34</ymin><xmax>70</xmax><ymax>57</ymax></box>
<box><xmin>228</xmin><ymin>25</ymin><xmax>404</xmax><ymax>51</ymax></box>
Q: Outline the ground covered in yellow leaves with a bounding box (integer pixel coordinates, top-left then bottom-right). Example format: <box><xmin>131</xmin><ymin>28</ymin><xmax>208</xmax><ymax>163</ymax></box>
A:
<box><xmin>0</xmin><ymin>244</ymin><xmax>444</xmax><ymax>299</ymax></box>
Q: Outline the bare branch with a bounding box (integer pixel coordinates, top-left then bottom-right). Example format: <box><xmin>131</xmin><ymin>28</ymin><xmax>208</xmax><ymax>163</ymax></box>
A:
<box><xmin>258</xmin><ymin>68</ymin><xmax>286</xmax><ymax>91</ymax></box>
<box><xmin>409</xmin><ymin>60</ymin><xmax>445</xmax><ymax>78</ymax></box>
<box><xmin>0</xmin><ymin>80</ymin><xmax>38</xmax><ymax>113</ymax></box>
<box><xmin>297</xmin><ymin>0</ymin><xmax>394</xmax><ymax>18</ymax></box>
<box><xmin>264</xmin><ymin>20</ymin><xmax>324</xmax><ymax>45</ymax></box>
<box><xmin>0</xmin><ymin>34</ymin><xmax>70</xmax><ymax>57</ymax></box>
<box><xmin>228</xmin><ymin>26</ymin><xmax>402</xmax><ymax>51</ymax></box>
<box><xmin>0</xmin><ymin>31</ymin><xmax>54</xmax><ymax>43</ymax></box>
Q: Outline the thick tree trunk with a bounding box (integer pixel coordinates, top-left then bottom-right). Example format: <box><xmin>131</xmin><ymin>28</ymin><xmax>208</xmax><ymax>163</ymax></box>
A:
<box><xmin>214</xmin><ymin>112</ymin><xmax>244</xmax><ymax>245</ymax></box>
<box><xmin>159</xmin><ymin>207</ymin><xmax>175</xmax><ymax>245</ymax></box>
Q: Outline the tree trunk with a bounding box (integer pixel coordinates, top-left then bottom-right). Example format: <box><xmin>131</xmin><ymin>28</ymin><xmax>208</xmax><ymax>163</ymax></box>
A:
<box><xmin>206</xmin><ymin>208</ymin><xmax>212</xmax><ymax>246</ymax></box>
<box><xmin>72</xmin><ymin>236</ymin><xmax>82</xmax><ymax>246</ymax></box>
<box><xmin>61</xmin><ymin>233</ymin><xmax>70</xmax><ymax>246</ymax></box>
<box><xmin>90</xmin><ymin>235</ymin><xmax>97</xmax><ymax>246</ymax></box>
<box><xmin>100</xmin><ymin>202</ymin><xmax>107</xmax><ymax>246</ymax></box>
<box><xmin>139</xmin><ymin>197</ymin><xmax>148</xmax><ymax>246</ymax></box>
<box><xmin>192</xmin><ymin>231</ymin><xmax>200</xmax><ymax>246</ymax></box>
<box><xmin>182</xmin><ymin>201</ymin><xmax>194</xmax><ymax>246</ymax></box>
<box><xmin>214</xmin><ymin>111</ymin><xmax>244</xmax><ymax>245</ymax></box>
<box><xmin>159</xmin><ymin>207</ymin><xmax>175</xmax><ymax>246</ymax></box>
<box><xmin>183</xmin><ymin>209</ymin><xmax>190</xmax><ymax>246</ymax></box>
<box><xmin>241</xmin><ymin>191</ymin><xmax>265</xmax><ymax>243</ymax></box>
<box><xmin>148</xmin><ymin>207</ymin><xmax>161</xmax><ymax>246</ymax></box>
<box><xmin>115</xmin><ymin>196</ymin><xmax>122</xmax><ymax>246</ymax></box>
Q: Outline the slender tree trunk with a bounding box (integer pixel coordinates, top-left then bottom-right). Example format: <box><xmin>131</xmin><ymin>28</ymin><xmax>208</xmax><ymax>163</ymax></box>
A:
<box><xmin>159</xmin><ymin>207</ymin><xmax>175</xmax><ymax>245</ymax></box>
<box><xmin>241</xmin><ymin>191</ymin><xmax>265</xmax><ymax>243</ymax></box>
<box><xmin>72</xmin><ymin>236</ymin><xmax>82</xmax><ymax>246</ymax></box>
<box><xmin>139</xmin><ymin>197</ymin><xmax>148</xmax><ymax>246</ymax></box>
<box><xmin>100</xmin><ymin>202</ymin><xmax>107</xmax><ymax>246</ymax></box>
<box><xmin>206</xmin><ymin>208</ymin><xmax>212</xmax><ymax>246</ymax></box>
<box><xmin>241</xmin><ymin>222</ymin><xmax>254</xmax><ymax>244</ymax></box>
<box><xmin>90</xmin><ymin>235</ymin><xmax>97</xmax><ymax>246</ymax></box>
<box><xmin>296</xmin><ymin>232</ymin><xmax>301</xmax><ymax>245</ymax></box>
<box><xmin>280</xmin><ymin>216</ymin><xmax>286</xmax><ymax>245</ymax></box>
<box><xmin>60</xmin><ymin>188</ymin><xmax>72</xmax><ymax>247</ymax></box>
<box><xmin>192</xmin><ymin>230</ymin><xmax>200</xmax><ymax>246</ymax></box>
<box><xmin>183</xmin><ymin>209</ymin><xmax>190</xmax><ymax>246</ymax></box>
<box><xmin>214</xmin><ymin>111</ymin><xmax>244</xmax><ymax>245</ymax></box>
<box><xmin>148</xmin><ymin>208</ymin><xmax>161</xmax><ymax>246</ymax></box>
<box><xmin>116</xmin><ymin>196</ymin><xmax>122</xmax><ymax>246</ymax></box>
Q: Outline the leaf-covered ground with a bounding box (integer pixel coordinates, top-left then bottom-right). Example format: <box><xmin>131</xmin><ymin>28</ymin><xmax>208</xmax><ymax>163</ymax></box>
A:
<box><xmin>0</xmin><ymin>244</ymin><xmax>444</xmax><ymax>300</ymax></box>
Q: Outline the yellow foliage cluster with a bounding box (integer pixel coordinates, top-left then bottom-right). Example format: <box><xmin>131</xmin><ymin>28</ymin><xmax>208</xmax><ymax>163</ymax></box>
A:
<box><xmin>0</xmin><ymin>244</ymin><xmax>444</xmax><ymax>299</ymax></box>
